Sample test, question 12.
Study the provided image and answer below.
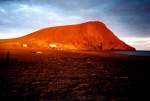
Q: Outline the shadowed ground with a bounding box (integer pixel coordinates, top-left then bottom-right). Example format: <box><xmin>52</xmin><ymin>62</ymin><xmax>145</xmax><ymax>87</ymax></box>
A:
<box><xmin>0</xmin><ymin>49</ymin><xmax>148</xmax><ymax>101</ymax></box>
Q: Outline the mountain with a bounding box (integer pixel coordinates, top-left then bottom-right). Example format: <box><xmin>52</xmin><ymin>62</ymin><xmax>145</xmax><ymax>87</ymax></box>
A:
<box><xmin>0</xmin><ymin>21</ymin><xmax>135</xmax><ymax>51</ymax></box>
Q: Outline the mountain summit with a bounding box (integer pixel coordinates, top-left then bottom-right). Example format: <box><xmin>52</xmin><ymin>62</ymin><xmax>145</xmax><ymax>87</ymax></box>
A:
<box><xmin>0</xmin><ymin>21</ymin><xmax>135</xmax><ymax>51</ymax></box>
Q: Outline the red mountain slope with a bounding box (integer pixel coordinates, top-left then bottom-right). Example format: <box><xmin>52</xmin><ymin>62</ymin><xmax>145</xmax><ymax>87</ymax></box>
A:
<box><xmin>0</xmin><ymin>21</ymin><xmax>135</xmax><ymax>51</ymax></box>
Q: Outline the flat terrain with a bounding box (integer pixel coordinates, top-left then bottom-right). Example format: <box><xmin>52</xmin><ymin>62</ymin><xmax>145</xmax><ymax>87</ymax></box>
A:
<box><xmin>0</xmin><ymin>49</ymin><xmax>148</xmax><ymax>101</ymax></box>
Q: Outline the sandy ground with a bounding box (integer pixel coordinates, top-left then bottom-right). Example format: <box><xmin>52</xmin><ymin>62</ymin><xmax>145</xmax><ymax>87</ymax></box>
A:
<box><xmin>0</xmin><ymin>49</ymin><xmax>148</xmax><ymax>101</ymax></box>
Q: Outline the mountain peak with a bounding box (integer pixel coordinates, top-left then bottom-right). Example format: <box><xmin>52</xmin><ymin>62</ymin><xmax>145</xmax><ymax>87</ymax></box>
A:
<box><xmin>82</xmin><ymin>20</ymin><xmax>105</xmax><ymax>26</ymax></box>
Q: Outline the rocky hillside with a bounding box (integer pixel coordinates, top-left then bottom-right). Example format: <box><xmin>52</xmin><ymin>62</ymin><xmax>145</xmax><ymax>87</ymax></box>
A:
<box><xmin>0</xmin><ymin>21</ymin><xmax>135</xmax><ymax>51</ymax></box>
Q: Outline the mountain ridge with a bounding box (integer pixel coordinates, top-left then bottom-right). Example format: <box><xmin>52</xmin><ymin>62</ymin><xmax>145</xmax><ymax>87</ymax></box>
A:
<box><xmin>0</xmin><ymin>21</ymin><xmax>135</xmax><ymax>51</ymax></box>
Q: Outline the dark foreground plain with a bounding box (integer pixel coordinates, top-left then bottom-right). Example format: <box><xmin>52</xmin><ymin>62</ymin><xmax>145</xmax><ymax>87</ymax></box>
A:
<box><xmin>0</xmin><ymin>49</ymin><xmax>148</xmax><ymax>101</ymax></box>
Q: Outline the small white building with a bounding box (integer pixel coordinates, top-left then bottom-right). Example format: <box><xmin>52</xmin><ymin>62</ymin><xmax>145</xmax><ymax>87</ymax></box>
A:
<box><xmin>49</xmin><ymin>43</ymin><xmax>57</xmax><ymax>48</ymax></box>
<box><xmin>22</xmin><ymin>44</ymin><xmax>28</xmax><ymax>47</ymax></box>
<box><xmin>36</xmin><ymin>51</ymin><xmax>42</xmax><ymax>54</ymax></box>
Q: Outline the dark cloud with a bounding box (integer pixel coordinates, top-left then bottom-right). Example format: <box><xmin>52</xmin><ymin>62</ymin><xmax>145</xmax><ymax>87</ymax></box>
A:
<box><xmin>108</xmin><ymin>0</ymin><xmax>150</xmax><ymax>14</ymax></box>
<box><xmin>0</xmin><ymin>0</ymin><xmax>150</xmax><ymax>38</ymax></box>
<box><xmin>109</xmin><ymin>0</ymin><xmax>150</xmax><ymax>36</ymax></box>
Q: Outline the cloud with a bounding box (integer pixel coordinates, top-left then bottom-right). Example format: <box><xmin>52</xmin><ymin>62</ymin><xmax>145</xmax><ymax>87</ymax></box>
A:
<box><xmin>120</xmin><ymin>37</ymin><xmax>150</xmax><ymax>50</ymax></box>
<box><xmin>0</xmin><ymin>0</ymin><xmax>150</xmax><ymax>50</ymax></box>
<box><xmin>0</xmin><ymin>32</ymin><xmax>24</xmax><ymax>39</ymax></box>
<box><xmin>106</xmin><ymin>0</ymin><xmax>150</xmax><ymax>36</ymax></box>
<box><xmin>0</xmin><ymin>2</ymin><xmax>84</xmax><ymax>38</ymax></box>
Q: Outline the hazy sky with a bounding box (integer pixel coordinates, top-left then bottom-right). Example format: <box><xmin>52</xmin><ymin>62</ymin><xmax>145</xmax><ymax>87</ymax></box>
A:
<box><xmin>0</xmin><ymin>0</ymin><xmax>150</xmax><ymax>50</ymax></box>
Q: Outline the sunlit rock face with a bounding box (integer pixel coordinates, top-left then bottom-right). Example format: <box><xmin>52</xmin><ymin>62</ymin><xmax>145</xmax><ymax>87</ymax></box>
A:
<box><xmin>0</xmin><ymin>21</ymin><xmax>135</xmax><ymax>51</ymax></box>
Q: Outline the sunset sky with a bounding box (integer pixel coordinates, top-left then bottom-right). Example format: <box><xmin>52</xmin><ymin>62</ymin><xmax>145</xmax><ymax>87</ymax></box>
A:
<box><xmin>0</xmin><ymin>0</ymin><xmax>150</xmax><ymax>50</ymax></box>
